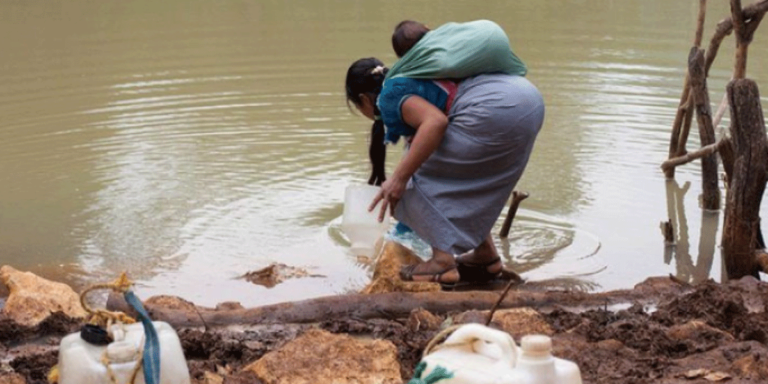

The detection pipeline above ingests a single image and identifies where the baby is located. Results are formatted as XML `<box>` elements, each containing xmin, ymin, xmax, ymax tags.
<box><xmin>391</xmin><ymin>20</ymin><xmax>430</xmax><ymax>57</ymax></box>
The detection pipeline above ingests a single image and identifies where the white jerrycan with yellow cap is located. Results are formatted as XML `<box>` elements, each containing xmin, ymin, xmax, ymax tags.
<box><xmin>419</xmin><ymin>323</ymin><xmax>582</xmax><ymax>384</ymax></box>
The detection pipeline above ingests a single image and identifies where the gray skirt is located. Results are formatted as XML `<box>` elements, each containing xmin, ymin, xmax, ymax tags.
<box><xmin>394</xmin><ymin>74</ymin><xmax>545</xmax><ymax>254</ymax></box>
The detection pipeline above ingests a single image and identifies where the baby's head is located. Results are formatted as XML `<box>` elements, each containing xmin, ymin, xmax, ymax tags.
<box><xmin>392</xmin><ymin>20</ymin><xmax>430</xmax><ymax>58</ymax></box>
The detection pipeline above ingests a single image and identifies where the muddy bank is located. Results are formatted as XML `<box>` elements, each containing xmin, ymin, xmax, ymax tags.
<box><xmin>3</xmin><ymin>276</ymin><xmax>768</xmax><ymax>384</ymax></box>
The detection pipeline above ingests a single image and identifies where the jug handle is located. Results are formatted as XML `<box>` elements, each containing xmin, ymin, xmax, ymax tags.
<box><xmin>442</xmin><ymin>324</ymin><xmax>517</xmax><ymax>369</ymax></box>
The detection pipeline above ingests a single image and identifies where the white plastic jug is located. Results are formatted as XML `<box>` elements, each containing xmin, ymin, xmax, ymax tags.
<box><xmin>420</xmin><ymin>324</ymin><xmax>582</xmax><ymax>384</ymax></box>
<box><xmin>505</xmin><ymin>335</ymin><xmax>582</xmax><ymax>384</ymax></box>
<box><xmin>342</xmin><ymin>184</ymin><xmax>390</xmax><ymax>257</ymax></box>
<box><xmin>58</xmin><ymin>321</ymin><xmax>191</xmax><ymax>384</ymax></box>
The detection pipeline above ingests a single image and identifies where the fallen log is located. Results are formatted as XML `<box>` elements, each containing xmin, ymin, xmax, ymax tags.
<box><xmin>107</xmin><ymin>277</ymin><xmax>690</xmax><ymax>328</ymax></box>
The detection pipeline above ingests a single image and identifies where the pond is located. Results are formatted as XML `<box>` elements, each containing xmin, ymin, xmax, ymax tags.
<box><xmin>1</xmin><ymin>0</ymin><xmax>767</xmax><ymax>306</ymax></box>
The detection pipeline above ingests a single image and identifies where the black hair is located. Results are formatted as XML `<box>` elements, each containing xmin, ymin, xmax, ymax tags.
<box><xmin>345</xmin><ymin>57</ymin><xmax>389</xmax><ymax>186</ymax></box>
<box><xmin>392</xmin><ymin>20</ymin><xmax>430</xmax><ymax>58</ymax></box>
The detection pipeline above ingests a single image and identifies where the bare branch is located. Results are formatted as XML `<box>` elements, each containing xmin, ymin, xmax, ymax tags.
<box><xmin>695</xmin><ymin>0</ymin><xmax>708</xmax><ymax>47</ymax></box>
<box><xmin>661</xmin><ymin>137</ymin><xmax>729</xmax><ymax>172</ymax></box>
<box><xmin>705</xmin><ymin>0</ymin><xmax>768</xmax><ymax>76</ymax></box>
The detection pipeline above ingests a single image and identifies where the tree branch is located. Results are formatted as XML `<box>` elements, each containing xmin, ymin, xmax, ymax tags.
<box><xmin>705</xmin><ymin>0</ymin><xmax>768</xmax><ymax>76</ymax></box>
<box><xmin>695</xmin><ymin>0</ymin><xmax>708</xmax><ymax>48</ymax></box>
<box><xmin>661</xmin><ymin>137</ymin><xmax>730</xmax><ymax>172</ymax></box>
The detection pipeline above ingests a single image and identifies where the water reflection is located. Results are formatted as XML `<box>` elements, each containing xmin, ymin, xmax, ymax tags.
<box><xmin>664</xmin><ymin>179</ymin><xmax>718</xmax><ymax>284</ymax></box>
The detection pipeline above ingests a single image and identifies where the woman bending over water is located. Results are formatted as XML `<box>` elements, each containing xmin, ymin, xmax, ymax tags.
<box><xmin>345</xmin><ymin>57</ymin><xmax>544</xmax><ymax>286</ymax></box>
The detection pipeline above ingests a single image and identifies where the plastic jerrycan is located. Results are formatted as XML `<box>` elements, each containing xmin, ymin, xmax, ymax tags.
<box><xmin>506</xmin><ymin>335</ymin><xmax>582</xmax><ymax>384</ymax></box>
<box><xmin>420</xmin><ymin>323</ymin><xmax>519</xmax><ymax>383</ymax></box>
<box><xmin>341</xmin><ymin>184</ymin><xmax>390</xmax><ymax>256</ymax></box>
<box><xmin>58</xmin><ymin>321</ymin><xmax>191</xmax><ymax>384</ymax></box>
<box><xmin>420</xmin><ymin>324</ymin><xmax>582</xmax><ymax>384</ymax></box>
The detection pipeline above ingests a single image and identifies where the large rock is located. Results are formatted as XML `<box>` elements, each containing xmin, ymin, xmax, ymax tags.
<box><xmin>361</xmin><ymin>242</ymin><xmax>440</xmax><ymax>294</ymax></box>
<box><xmin>0</xmin><ymin>266</ymin><xmax>86</xmax><ymax>326</ymax></box>
<box><xmin>0</xmin><ymin>372</ymin><xmax>26</xmax><ymax>384</ymax></box>
<box><xmin>243</xmin><ymin>328</ymin><xmax>401</xmax><ymax>384</ymax></box>
<box><xmin>453</xmin><ymin>307</ymin><xmax>553</xmax><ymax>340</ymax></box>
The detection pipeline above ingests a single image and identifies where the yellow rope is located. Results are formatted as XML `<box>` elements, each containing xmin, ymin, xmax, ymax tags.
<box><xmin>100</xmin><ymin>348</ymin><xmax>144</xmax><ymax>384</ymax></box>
<box><xmin>80</xmin><ymin>272</ymin><xmax>137</xmax><ymax>327</ymax></box>
<box><xmin>48</xmin><ymin>273</ymin><xmax>140</xmax><ymax>384</ymax></box>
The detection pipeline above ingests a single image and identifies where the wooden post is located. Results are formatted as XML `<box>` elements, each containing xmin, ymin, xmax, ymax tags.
<box><xmin>688</xmin><ymin>48</ymin><xmax>720</xmax><ymax>210</ymax></box>
<box><xmin>499</xmin><ymin>191</ymin><xmax>529</xmax><ymax>238</ymax></box>
<box><xmin>721</xmin><ymin>79</ymin><xmax>768</xmax><ymax>279</ymax></box>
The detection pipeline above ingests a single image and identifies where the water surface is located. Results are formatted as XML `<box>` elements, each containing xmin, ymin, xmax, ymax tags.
<box><xmin>1</xmin><ymin>0</ymin><xmax>767</xmax><ymax>306</ymax></box>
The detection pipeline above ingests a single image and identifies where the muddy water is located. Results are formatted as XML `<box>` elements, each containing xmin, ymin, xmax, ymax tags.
<box><xmin>1</xmin><ymin>0</ymin><xmax>767</xmax><ymax>306</ymax></box>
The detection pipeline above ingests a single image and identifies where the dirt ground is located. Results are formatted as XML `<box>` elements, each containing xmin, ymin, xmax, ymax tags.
<box><xmin>3</xmin><ymin>276</ymin><xmax>768</xmax><ymax>384</ymax></box>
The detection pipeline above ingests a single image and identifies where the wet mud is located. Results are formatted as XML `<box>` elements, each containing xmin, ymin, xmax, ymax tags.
<box><xmin>3</xmin><ymin>277</ymin><xmax>768</xmax><ymax>384</ymax></box>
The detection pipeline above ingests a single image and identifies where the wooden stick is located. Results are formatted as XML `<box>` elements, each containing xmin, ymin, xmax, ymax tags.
<box><xmin>677</xmin><ymin>92</ymin><xmax>695</xmax><ymax>157</ymax></box>
<box><xmin>486</xmin><ymin>279</ymin><xmax>518</xmax><ymax>326</ymax></box>
<box><xmin>689</xmin><ymin>47</ymin><xmax>720</xmax><ymax>210</ymax></box>
<box><xmin>661</xmin><ymin>137</ymin><xmax>729</xmax><ymax>172</ymax></box>
<box><xmin>705</xmin><ymin>0</ymin><xmax>768</xmax><ymax>76</ymax></box>
<box><xmin>713</xmin><ymin>93</ymin><xmax>730</xmax><ymax>128</ymax></box>
<box><xmin>499</xmin><ymin>191</ymin><xmax>529</xmax><ymax>238</ymax></box>
<box><xmin>666</xmin><ymin>83</ymin><xmax>692</xmax><ymax>179</ymax></box>
<box><xmin>695</xmin><ymin>0</ymin><xmax>708</xmax><ymax>48</ymax></box>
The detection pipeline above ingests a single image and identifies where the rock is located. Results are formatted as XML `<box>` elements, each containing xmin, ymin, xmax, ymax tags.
<box><xmin>0</xmin><ymin>266</ymin><xmax>86</xmax><ymax>327</ymax></box>
<box><xmin>406</xmin><ymin>308</ymin><xmax>442</xmax><ymax>332</ymax></box>
<box><xmin>243</xmin><ymin>328</ymin><xmax>401</xmax><ymax>384</ymax></box>
<box><xmin>453</xmin><ymin>308</ymin><xmax>553</xmax><ymax>340</ymax></box>
<box><xmin>596</xmin><ymin>339</ymin><xmax>625</xmax><ymax>351</ymax></box>
<box><xmin>145</xmin><ymin>295</ymin><xmax>199</xmax><ymax>312</ymax></box>
<box><xmin>215</xmin><ymin>302</ymin><xmax>244</xmax><ymax>311</ymax></box>
<box><xmin>361</xmin><ymin>242</ymin><xmax>440</xmax><ymax>294</ymax></box>
<box><xmin>732</xmin><ymin>351</ymin><xmax>768</xmax><ymax>380</ymax></box>
<box><xmin>241</xmin><ymin>264</ymin><xmax>324</xmax><ymax>288</ymax></box>
<box><xmin>666</xmin><ymin>320</ymin><xmax>735</xmax><ymax>342</ymax></box>
<box><xmin>490</xmin><ymin>308</ymin><xmax>554</xmax><ymax>339</ymax></box>
<box><xmin>0</xmin><ymin>372</ymin><xmax>26</xmax><ymax>384</ymax></box>
<box><xmin>201</xmin><ymin>371</ymin><xmax>224</xmax><ymax>384</ymax></box>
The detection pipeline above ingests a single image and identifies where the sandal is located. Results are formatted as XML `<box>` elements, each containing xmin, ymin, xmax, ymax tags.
<box><xmin>399</xmin><ymin>263</ymin><xmax>459</xmax><ymax>289</ymax></box>
<box><xmin>456</xmin><ymin>257</ymin><xmax>503</xmax><ymax>283</ymax></box>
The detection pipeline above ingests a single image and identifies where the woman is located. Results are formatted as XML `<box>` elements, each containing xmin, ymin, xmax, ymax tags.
<box><xmin>345</xmin><ymin>57</ymin><xmax>544</xmax><ymax>286</ymax></box>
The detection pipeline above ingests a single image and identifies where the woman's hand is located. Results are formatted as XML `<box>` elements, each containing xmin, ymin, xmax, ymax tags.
<box><xmin>368</xmin><ymin>95</ymin><xmax>448</xmax><ymax>222</ymax></box>
<box><xmin>369</xmin><ymin>174</ymin><xmax>408</xmax><ymax>222</ymax></box>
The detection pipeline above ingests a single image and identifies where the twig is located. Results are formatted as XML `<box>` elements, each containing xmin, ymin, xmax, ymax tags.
<box><xmin>486</xmin><ymin>279</ymin><xmax>518</xmax><ymax>326</ymax></box>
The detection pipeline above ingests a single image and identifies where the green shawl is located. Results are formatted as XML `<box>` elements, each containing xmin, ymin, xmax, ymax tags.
<box><xmin>385</xmin><ymin>20</ymin><xmax>527</xmax><ymax>80</ymax></box>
